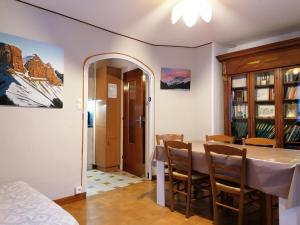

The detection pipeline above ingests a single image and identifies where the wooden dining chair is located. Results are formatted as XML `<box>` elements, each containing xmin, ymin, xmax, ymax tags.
<box><xmin>242</xmin><ymin>137</ymin><xmax>277</xmax><ymax>225</ymax></box>
<box><xmin>156</xmin><ymin>134</ymin><xmax>184</xmax><ymax>145</ymax></box>
<box><xmin>206</xmin><ymin>134</ymin><xmax>234</xmax><ymax>144</ymax></box>
<box><xmin>156</xmin><ymin>134</ymin><xmax>184</xmax><ymax>176</ymax></box>
<box><xmin>242</xmin><ymin>137</ymin><xmax>276</xmax><ymax>148</ymax></box>
<box><xmin>204</xmin><ymin>144</ymin><xmax>258</xmax><ymax>225</ymax></box>
<box><xmin>164</xmin><ymin>140</ymin><xmax>210</xmax><ymax>218</ymax></box>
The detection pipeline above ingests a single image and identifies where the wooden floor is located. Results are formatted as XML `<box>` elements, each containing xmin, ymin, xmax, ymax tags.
<box><xmin>63</xmin><ymin>181</ymin><xmax>275</xmax><ymax>225</ymax></box>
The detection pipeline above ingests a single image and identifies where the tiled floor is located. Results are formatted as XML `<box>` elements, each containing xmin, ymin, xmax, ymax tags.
<box><xmin>86</xmin><ymin>169</ymin><xmax>143</xmax><ymax>196</ymax></box>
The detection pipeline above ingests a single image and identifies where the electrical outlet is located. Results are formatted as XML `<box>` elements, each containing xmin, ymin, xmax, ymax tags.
<box><xmin>75</xmin><ymin>186</ymin><xmax>83</xmax><ymax>195</ymax></box>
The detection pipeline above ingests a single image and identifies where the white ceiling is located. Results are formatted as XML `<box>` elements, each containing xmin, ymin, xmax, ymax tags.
<box><xmin>20</xmin><ymin>0</ymin><xmax>300</xmax><ymax>47</ymax></box>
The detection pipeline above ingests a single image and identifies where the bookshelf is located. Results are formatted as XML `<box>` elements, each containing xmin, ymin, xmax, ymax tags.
<box><xmin>254</xmin><ymin>70</ymin><xmax>275</xmax><ymax>139</ymax></box>
<box><xmin>230</xmin><ymin>75</ymin><xmax>248</xmax><ymax>141</ymax></box>
<box><xmin>217</xmin><ymin>37</ymin><xmax>300</xmax><ymax>149</ymax></box>
<box><xmin>282</xmin><ymin>66</ymin><xmax>300</xmax><ymax>149</ymax></box>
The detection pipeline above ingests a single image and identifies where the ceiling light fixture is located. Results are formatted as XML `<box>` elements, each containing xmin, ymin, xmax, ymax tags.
<box><xmin>171</xmin><ymin>0</ymin><xmax>212</xmax><ymax>27</ymax></box>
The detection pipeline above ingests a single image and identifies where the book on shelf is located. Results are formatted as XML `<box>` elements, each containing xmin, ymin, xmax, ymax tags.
<box><xmin>232</xmin><ymin>77</ymin><xmax>246</xmax><ymax>88</ymax></box>
<box><xmin>269</xmin><ymin>88</ymin><xmax>275</xmax><ymax>100</ymax></box>
<box><xmin>284</xmin><ymin>124</ymin><xmax>300</xmax><ymax>142</ymax></box>
<box><xmin>232</xmin><ymin>90</ymin><xmax>247</xmax><ymax>102</ymax></box>
<box><xmin>285</xmin><ymin>86</ymin><xmax>299</xmax><ymax>100</ymax></box>
<box><xmin>256</xmin><ymin>122</ymin><xmax>275</xmax><ymax>138</ymax></box>
<box><xmin>284</xmin><ymin>68</ymin><xmax>300</xmax><ymax>83</ymax></box>
<box><xmin>256</xmin><ymin>88</ymin><xmax>275</xmax><ymax>101</ymax></box>
<box><xmin>285</xmin><ymin>103</ymin><xmax>298</xmax><ymax>118</ymax></box>
<box><xmin>256</xmin><ymin>72</ymin><xmax>275</xmax><ymax>86</ymax></box>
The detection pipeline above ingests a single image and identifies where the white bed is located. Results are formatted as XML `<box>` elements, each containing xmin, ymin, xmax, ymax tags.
<box><xmin>0</xmin><ymin>181</ymin><xmax>79</xmax><ymax>225</ymax></box>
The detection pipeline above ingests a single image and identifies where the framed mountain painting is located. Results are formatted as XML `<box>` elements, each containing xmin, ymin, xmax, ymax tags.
<box><xmin>0</xmin><ymin>32</ymin><xmax>64</xmax><ymax>108</ymax></box>
<box><xmin>160</xmin><ymin>67</ymin><xmax>191</xmax><ymax>90</ymax></box>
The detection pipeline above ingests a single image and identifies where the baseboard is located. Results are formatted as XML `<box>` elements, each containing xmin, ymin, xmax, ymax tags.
<box><xmin>54</xmin><ymin>192</ymin><xmax>86</xmax><ymax>206</ymax></box>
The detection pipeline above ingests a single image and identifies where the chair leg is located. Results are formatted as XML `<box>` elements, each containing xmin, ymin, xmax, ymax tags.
<box><xmin>238</xmin><ymin>195</ymin><xmax>244</xmax><ymax>225</ymax></box>
<box><xmin>208</xmin><ymin>186</ymin><xmax>213</xmax><ymax>218</ymax></box>
<box><xmin>238</xmin><ymin>208</ymin><xmax>244</xmax><ymax>225</ymax></box>
<box><xmin>213</xmin><ymin>202</ymin><xmax>219</xmax><ymax>225</ymax></box>
<box><xmin>169</xmin><ymin>179</ymin><xmax>174</xmax><ymax>212</ymax></box>
<box><xmin>265</xmin><ymin>194</ymin><xmax>272</xmax><ymax>225</ymax></box>
<box><xmin>186</xmin><ymin>181</ymin><xmax>191</xmax><ymax>218</ymax></box>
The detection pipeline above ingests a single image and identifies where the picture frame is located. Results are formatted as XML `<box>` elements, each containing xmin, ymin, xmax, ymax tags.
<box><xmin>256</xmin><ymin>88</ymin><xmax>269</xmax><ymax>101</ymax></box>
<box><xmin>257</xmin><ymin>104</ymin><xmax>275</xmax><ymax>118</ymax></box>
<box><xmin>0</xmin><ymin>32</ymin><xmax>64</xmax><ymax>108</ymax></box>
<box><xmin>160</xmin><ymin>67</ymin><xmax>191</xmax><ymax>90</ymax></box>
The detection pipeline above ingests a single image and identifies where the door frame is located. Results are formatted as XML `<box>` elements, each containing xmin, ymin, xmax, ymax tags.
<box><xmin>82</xmin><ymin>53</ymin><xmax>155</xmax><ymax>192</ymax></box>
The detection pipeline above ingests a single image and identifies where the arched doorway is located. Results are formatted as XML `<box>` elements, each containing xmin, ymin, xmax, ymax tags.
<box><xmin>82</xmin><ymin>53</ymin><xmax>155</xmax><ymax>192</ymax></box>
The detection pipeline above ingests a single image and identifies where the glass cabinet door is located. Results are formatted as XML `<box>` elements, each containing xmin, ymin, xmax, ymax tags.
<box><xmin>282</xmin><ymin>66</ymin><xmax>300</xmax><ymax>149</ymax></box>
<box><xmin>231</xmin><ymin>74</ymin><xmax>248</xmax><ymax>141</ymax></box>
<box><xmin>254</xmin><ymin>70</ymin><xmax>275</xmax><ymax>139</ymax></box>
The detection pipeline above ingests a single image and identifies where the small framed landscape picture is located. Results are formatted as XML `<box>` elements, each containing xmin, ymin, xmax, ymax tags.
<box><xmin>160</xmin><ymin>67</ymin><xmax>191</xmax><ymax>90</ymax></box>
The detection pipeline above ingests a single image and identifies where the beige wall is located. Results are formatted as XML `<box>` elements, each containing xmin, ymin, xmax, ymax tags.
<box><xmin>0</xmin><ymin>0</ymin><xmax>220</xmax><ymax>199</ymax></box>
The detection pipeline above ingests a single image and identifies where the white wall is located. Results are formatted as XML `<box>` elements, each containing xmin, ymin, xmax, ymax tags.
<box><xmin>153</xmin><ymin>45</ymin><xmax>213</xmax><ymax>141</ymax></box>
<box><xmin>0</xmin><ymin>0</ymin><xmax>218</xmax><ymax>199</ymax></box>
<box><xmin>224</xmin><ymin>30</ymin><xmax>300</xmax><ymax>53</ymax></box>
<box><xmin>211</xmin><ymin>43</ymin><xmax>228</xmax><ymax>134</ymax></box>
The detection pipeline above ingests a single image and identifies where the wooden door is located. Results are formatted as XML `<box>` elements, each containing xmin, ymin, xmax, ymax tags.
<box><xmin>123</xmin><ymin>68</ymin><xmax>145</xmax><ymax>177</ymax></box>
<box><xmin>106</xmin><ymin>67</ymin><xmax>121</xmax><ymax>168</ymax></box>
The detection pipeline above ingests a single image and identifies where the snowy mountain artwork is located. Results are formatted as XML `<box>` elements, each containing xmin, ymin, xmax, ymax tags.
<box><xmin>0</xmin><ymin>32</ymin><xmax>64</xmax><ymax>108</ymax></box>
<box><xmin>160</xmin><ymin>67</ymin><xmax>191</xmax><ymax>90</ymax></box>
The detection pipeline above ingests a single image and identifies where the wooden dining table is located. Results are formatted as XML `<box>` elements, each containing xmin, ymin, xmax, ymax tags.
<box><xmin>154</xmin><ymin>141</ymin><xmax>300</xmax><ymax>225</ymax></box>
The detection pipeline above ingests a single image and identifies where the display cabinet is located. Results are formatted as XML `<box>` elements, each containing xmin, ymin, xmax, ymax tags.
<box><xmin>282</xmin><ymin>66</ymin><xmax>300</xmax><ymax>149</ymax></box>
<box><xmin>217</xmin><ymin>37</ymin><xmax>300</xmax><ymax>149</ymax></box>
<box><xmin>230</xmin><ymin>74</ymin><xmax>248</xmax><ymax>140</ymax></box>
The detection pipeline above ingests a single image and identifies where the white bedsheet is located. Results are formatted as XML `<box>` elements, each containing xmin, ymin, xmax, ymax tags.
<box><xmin>0</xmin><ymin>181</ymin><xmax>79</xmax><ymax>225</ymax></box>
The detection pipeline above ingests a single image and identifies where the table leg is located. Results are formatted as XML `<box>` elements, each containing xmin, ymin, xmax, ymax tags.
<box><xmin>156</xmin><ymin>160</ymin><xmax>165</xmax><ymax>206</ymax></box>
<box><xmin>279</xmin><ymin>197</ymin><xmax>300</xmax><ymax>225</ymax></box>
<box><xmin>265</xmin><ymin>194</ymin><xmax>272</xmax><ymax>225</ymax></box>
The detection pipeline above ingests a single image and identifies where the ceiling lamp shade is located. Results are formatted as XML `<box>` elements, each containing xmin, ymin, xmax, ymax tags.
<box><xmin>171</xmin><ymin>0</ymin><xmax>212</xmax><ymax>27</ymax></box>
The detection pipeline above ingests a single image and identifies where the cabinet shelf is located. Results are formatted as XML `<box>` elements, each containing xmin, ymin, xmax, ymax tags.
<box><xmin>256</xmin><ymin>117</ymin><xmax>275</xmax><ymax>120</ymax></box>
<box><xmin>255</xmin><ymin>84</ymin><xmax>274</xmax><ymax>88</ymax></box>
<box><xmin>283</xmin><ymin>99</ymin><xmax>300</xmax><ymax>102</ymax></box>
<box><xmin>284</xmin><ymin>118</ymin><xmax>300</xmax><ymax>120</ymax></box>
<box><xmin>232</xmin><ymin>86</ymin><xmax>247</xmax><ymax>90</ymax></box>
<box><xmin>284</xmin><ymin>141</ymin><xmax>300</xmax><ymax>145</ymax></box>
<box><xmin>255</xmin><ymin>100</ymin><xmax>275</xmax><ymax>104</ymax></box>
<box><xmin>232</xmin><ymin>118</ymin><xmax>248</xmax><ymax>121</ymax></box>
<box><xmin>283</xmin><ymin>81</ymin><xmax>300</xmax><ymax>86</ymax></box>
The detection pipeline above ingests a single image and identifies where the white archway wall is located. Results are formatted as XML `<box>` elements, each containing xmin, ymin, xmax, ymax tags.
<box><xmin>0</xmin><ymin>0</ymin><xmax>222</xmax><ymax>200</ymax></box>
<box><xmin>83</xmin><ymin>54</ymin><xmax>156</xmax><ymax>191</ymax></box>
